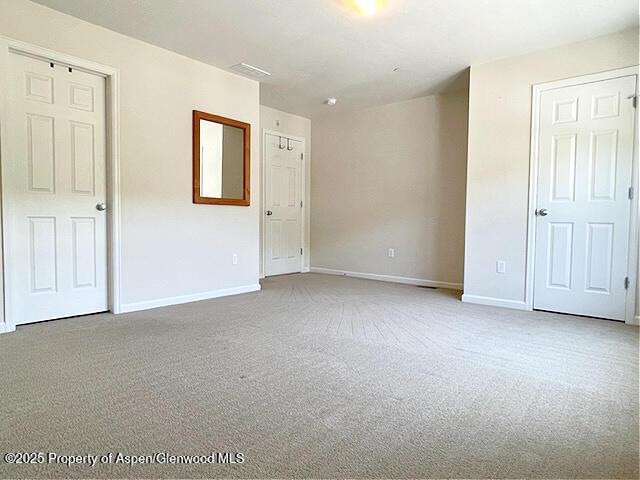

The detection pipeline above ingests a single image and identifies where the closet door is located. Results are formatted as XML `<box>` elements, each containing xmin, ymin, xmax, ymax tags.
<box><xmin>264</xmin><ymin>134</ymin><xmax>303</xmax><ymax>276</ymax></box>
<box><xmin>3</xmin><ymin>53</ymin><xmax>108</xmax><ymax>324</ymax></box>
<box><xmin>533</xmin><ymin>75</ymin><xmax>636</xmax><ymax>320</ymax></box>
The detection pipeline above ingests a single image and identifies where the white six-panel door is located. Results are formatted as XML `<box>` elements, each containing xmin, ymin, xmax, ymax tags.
<box><xmin>534</xmin><ymin>75</ymin><xmax>636</xmax><ymax>321</ymax></box>
<box><xmin>264</xmin><ymin>133</ymin><xmax>303</xmax><ymax>276</ymax></box>
<box><xmin>3</xmin><ymin>52</ymin><xmax>108</xmax><ymax>325</ymax></box>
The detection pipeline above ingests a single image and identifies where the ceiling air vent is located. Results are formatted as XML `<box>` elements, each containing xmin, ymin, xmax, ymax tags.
<box><xmin>229</xmin><ymin>63</ymin><xmax>271</xmax><ymax>79</ymax></box>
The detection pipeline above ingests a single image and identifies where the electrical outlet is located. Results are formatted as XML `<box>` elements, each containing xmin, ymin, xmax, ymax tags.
<box><xmin>232</xmin><ymin>254</ymin><xmax>238</xmax><ymax>265</ymax></box>
<box><xmin>388</xmin><ymin>248</ymin><xmax>395</xmax><ymax>258</ymax></box>
<box><xmin>496</xmin><ymin>260</ymin><xmax>506</xmax><ymax>274</ymax></box>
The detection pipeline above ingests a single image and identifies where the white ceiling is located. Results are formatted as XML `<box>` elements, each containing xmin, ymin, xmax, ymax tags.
<box><xmin>33</xmin><ymin>0</ymin><xmax>638</xmax><ymax>118</ymax></box>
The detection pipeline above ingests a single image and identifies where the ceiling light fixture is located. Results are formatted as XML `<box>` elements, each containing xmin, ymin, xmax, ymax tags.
<box><xmin>326</xmin><ymin>98</ymin><xmax>337</xmax><ymax>106</ymax></box>
<box><xmin>348</xmin><ymin>0</ymin><xmax>388</xmax><ymax>15</ymax></box>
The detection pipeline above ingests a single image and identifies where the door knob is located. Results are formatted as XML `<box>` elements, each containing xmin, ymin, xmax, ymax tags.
<box><xmin>96</xmin><ymin>202</ymin><xmax>107</xmax><ymax>211</ymax></box>
<box><xmin>266</xmin><ymin>210</ymin><xmax>273</xmax><ymax>216</ymax></box>
<box><xmin>535</xmin><ymin>208</ymin><xmax>548</xmax><ymax>217</ymax></box>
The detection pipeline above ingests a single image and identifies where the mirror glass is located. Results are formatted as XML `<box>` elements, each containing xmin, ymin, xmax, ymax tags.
<box><xmin>200</xmin><ymin>120</ymin><xmax>244</xmax><ymax>199</ymax></box>
<box><xmin>193</xmin><ymin>111</ymin><xmax>250</xmax><ymax>206</ymax></box>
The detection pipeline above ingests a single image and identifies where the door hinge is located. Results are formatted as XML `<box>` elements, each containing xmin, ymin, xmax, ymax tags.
<box><xmin>300</xmin><ymin>153</ymin><xmax>304</xmax><ymax>160</ymax></box>
<box><xmin>300</xmin><ymin>248</ymin><xmax>303</xmax><ymax>255</ymax></box>
<box><xmin>629</xmin><ymin>94</ymin><xmax>638</xmax><ymax>108</ymax></box>
<box><xmin>300</xmin><ymin>200</ymin><xmax>303</xmax><ymax>208</ymax></box>
<box><xmin>629</xmin><ymin>186</ymin><xmax>634</xmax><ymax>200</ymax></box>
<box><xmin>624</xmin><ymin>277</ymin><xmax>630</xmax><ymax>290</ymax></box>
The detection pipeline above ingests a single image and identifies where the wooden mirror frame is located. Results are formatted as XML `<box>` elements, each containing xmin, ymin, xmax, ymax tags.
<box><xmin>192</xmin><ymin>110</ymin><xmax>251</xmax><ymax>206</ymax></box>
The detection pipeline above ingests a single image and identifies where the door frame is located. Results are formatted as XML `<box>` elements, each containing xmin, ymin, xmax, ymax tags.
<box><xmin>0</xmin><ymin>37</ymin><xmax>122</xmax><ymax>333</ymax></box>
<box><xmin>261</xmin><ymin>129</ymin><xmax>306</xmax><ymax>277</ymax></box>
<box><xmin>525</xmin><ymin>65</ymin><xmax>639</xmax><ymax>324</ymax></box>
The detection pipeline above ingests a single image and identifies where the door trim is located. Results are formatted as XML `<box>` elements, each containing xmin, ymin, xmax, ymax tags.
<box><xmin>261</xmin><ymin>129</ymin><xmax>306</xmax><ymax>277</ymax></box>
<box><xmin>525</xmin><ymin>65</ymin><xmax>639</xmax><ymax>324</ymax></box>
<box><xmin>0</xmin><ymin>37</ymin><xmax>122</xmax><ymax>333</ymax></box>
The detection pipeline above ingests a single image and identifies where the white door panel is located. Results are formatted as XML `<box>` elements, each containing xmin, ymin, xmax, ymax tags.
<box><xmin>534</xmin><ymin>75</ymin><xmax>636</xmax><ymax>321</ymax></box>
<box><xmin>3</xmin><ymin>53</ymin><xmax>108</xmax><ymax>324</ymax></box>
<box><xmin>264</xmin><ymin>133</ymin><xmax>302</xmax><ymax>276</ymax></box>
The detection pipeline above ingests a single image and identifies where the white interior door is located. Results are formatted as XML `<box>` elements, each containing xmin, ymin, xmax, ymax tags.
<box><xmin>3</xmin><ymin>52</ymin><xmax>108</xmax><ymax>325</ymax></box>
<box><xmin>534</xmin><ymin>75</ymin><xmax>636</xmax><ymax>321</ymax></box>
<box><xmin>264</xmin><ymin>133</ymin><xmax>303</xmax><ymax>276</ymax></box>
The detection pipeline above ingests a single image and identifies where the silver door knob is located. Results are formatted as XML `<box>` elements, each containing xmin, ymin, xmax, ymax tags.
<box><xmin>266</xmin><ymin>210</ymin><xmax>273</xmax><ymax>216</ymax></box>
<box><xmin>96</xmin><ymin>202</ymin><xmax>107</xmax><ymax>211</ymax></box>
<box><xmin>535</xmin><ymin>208</ymin><xmax>548</xmax><ymax>217</ymax></box>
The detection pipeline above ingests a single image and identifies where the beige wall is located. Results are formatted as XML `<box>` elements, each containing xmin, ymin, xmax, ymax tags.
<box><xmin>0</xmin><ymin>0</ymin><xmax>261</xmax><ymax>317</ymax></box>
<box><xmin>464</xmin><ymin>28</ymin><xmax>639</xmax><ymax>307</ymax></box>
<box><xmin>259</xmin><ymin>105</ymin><xmax>311</xmax><ymax>276</ymax></box>
<box><xmin>311</xmin><ymin>92</ymin><xmax>469</xmax><ymax>286</ymax></box>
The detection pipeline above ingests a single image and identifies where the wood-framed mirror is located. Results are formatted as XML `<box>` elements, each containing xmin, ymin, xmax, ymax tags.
<box><xmin>193</xmin><ymin>110</ymin><xmax>250</xmax><ymax>206</ymax></box>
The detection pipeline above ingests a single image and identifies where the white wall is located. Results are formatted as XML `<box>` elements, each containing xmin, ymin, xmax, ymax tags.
<box><xmin>464</xmin><ymin>28</ymin><xmax>639</xmax><ymax>311</ymax></box>
<box><xmin>259</xmin><ymin>105</ymin><xmax>311</xmax><ymax>276</ymax></box>
<box><xmin>0</xmin><ymin>0</ymin><xmax>261</xmax><ymax>317</ymax></box>
<box><xmin>310</xmin><ymin>92</ymin><xmax>469</xmax><ymax>287</ymax></box>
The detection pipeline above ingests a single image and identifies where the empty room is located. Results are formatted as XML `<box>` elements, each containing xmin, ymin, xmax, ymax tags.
<box><xmin>0</xmin><ymin>0</ymin><xmax>638</xmax><ymax>478</ymax></box>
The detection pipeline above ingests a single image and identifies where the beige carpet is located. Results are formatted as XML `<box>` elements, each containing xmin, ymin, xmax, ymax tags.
<box><xmin>0</xmin><ymin>273</ymin><xmax>638</xmax><ymax>479</ymax></box>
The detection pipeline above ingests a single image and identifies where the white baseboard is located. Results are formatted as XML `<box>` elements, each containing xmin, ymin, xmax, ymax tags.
<box><xmin>302</xmin><ymin>266</ymin><xmax>310</xmax><ymax>273</ymax></box>
<box><xmin>461</xmin><ymin>293</ymin><xmax>529</xmax><ymax>311</ymax></box>
<box><xmin>310</xmin><ymin>267</ymin><xmax>463</xmax><ymax>290</ymax></box>
<box><xmin>120</xmin><ymin>283</ymin><xmax>261</xmax><ymax>313</ymax></box>
<box><xmin>0</xmin><ymin>322</ymin><xmax>16</xmax><ymax>335</ymax></box>
<box><xmin>627</xmin><ymin>315</ymin><xmax>640</xmax><ymax>326</ymax></box>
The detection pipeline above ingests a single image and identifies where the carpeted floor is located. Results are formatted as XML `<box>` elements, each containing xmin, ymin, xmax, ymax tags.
<box><xmin>0</xmin><ymin>273</ymin><xmax>638</xmax><ymax>479</ymax></box>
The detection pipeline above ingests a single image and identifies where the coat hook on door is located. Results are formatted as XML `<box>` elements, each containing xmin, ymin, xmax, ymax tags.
<box><xmin>278</xmin><ymin>136</ymin><xmax>285</xmax><ymax>149</ymax></box>
<box><xmin>287</xmin><ymin>138</ymin><xmax>294</xmax><ymax>151</ymax></box>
